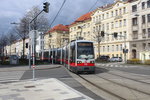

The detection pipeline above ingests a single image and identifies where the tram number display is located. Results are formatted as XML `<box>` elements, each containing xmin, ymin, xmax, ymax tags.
<box><xmin>77</xmin><ymin>42</ymin><xmax>93</xmax><ymax>46</ymax></box>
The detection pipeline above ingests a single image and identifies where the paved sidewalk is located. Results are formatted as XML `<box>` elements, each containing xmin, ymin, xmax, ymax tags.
<box><xmin>0</xmin><ymin>78</ymin><xmax>94</xmax><ymax>100</ymax></box>
<box><xmin>0</xmin><ymin>64</ymin><xmax>61</xmax><ymax>72</ymax></box>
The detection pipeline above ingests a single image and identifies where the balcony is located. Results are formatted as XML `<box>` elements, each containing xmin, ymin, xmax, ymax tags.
<box><xmin>132</xmin><ymin>25</ymin><xmax>138</xmax><ymax>31</ymax></box>
<box><xmin>132</xmin><ymin>36</ymin><xmax>138</xmax><ymax>40</ymax></box>
<box><xmin>94</xmin><ymin>20</ymin><xmax>101</xmax><ymax>25</ymax></box>
<box><xmin>114</xmin><ymin>15</ymin><xmax>123</xmax><ymax>20</ymax></box>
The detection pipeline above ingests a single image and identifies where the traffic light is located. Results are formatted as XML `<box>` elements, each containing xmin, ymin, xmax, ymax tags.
<box><xmin>101</xmin><ymin>31</ymin><xmax>105</xmax><ymax>37</ymax></box>
<box><xmin>114</xmin><ymin>32</ymin><xmax>118</xmax><ymax>38</ymax></box>
<box><xmin>26</xmin><ymin>43</ymin><xmax>28</xmax><ymax>48</ymax></box>
<box><xmin>43</xmin><ymin>2</ymin><xmax>50</xmax><ymax>13</ymax></box>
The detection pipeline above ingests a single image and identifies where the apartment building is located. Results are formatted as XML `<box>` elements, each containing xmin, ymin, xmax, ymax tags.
<box><xmin>128</xmin><ymin>0</ymin><xmax>150</xmax><ymax>60</ymax></box>
<box><xmin>91</xmin><ymin>0</ymin><xmax>130</xmax><ymax>61</ymax></box>
<box><xmin>69</xmin><ymin>12</ymin><xmax>93</xmax><ymax>41</ymax></box>
<box><xmin>4</xmin><ymin>38</ymin><xmax>29</xmax><ymax>57</ymax></box>
<box><xmin>44</xmin><ymin>24</ymin><xmax>69</xmax><ymax>50</ymax></box>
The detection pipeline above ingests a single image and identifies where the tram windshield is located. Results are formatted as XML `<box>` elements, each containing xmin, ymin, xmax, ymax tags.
<box><xmin>77</xmin><ymin>42</ymin><xmax>94</xmax><ymax>59</ymax></box>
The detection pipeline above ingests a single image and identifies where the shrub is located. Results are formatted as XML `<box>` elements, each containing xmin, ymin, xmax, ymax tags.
<box><xmin>127</xmin><ymin>59</ymin><xmax>142</xmax><ymax>64</ymax></box>
<box><xmin>144</xmin><ymin>59</ymin><xmax>150</xmax><ymax>65</ymax></box>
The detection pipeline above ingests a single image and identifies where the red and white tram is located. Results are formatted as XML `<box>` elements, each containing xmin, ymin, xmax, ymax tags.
<box><xmin>64</xmin><ymin>40</ymin><xmax>95</xmax><ymax>73</ymax></box>
<box><xmin>39</xmin><ymin>40</ymin><xmax>95</xmax><ymax>74</ymax></box>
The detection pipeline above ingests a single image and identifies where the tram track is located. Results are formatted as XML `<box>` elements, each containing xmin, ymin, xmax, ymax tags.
<box><xmin>77</xmin><ymin>74</ymin><xmax>126</xmax><ymax>100</ymax></box>
<box><xmin>77</xmin><ymin>72</ymin><xmax>150</xmax><ymax>100</ymax></box>
<box><xmin>96</xmin><ymin>67</ymin><xmax>150</xmax><ymax>85</ymax></box>
<box><xmin>66</xmin><ymin>66</ymin><xmax>150</xmax><ymax>99</ymax></box>
<box><xmin>106</xmin><ymin>71</ymin><xmax>150</xmax><ymax>85</ymax></box>
<box><xmin>95</xmin><ymin>74</ymin><xmax>150</xmax><ymax>96</ymax></box>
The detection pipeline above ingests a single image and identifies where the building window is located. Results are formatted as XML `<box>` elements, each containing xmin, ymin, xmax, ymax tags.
<box><xmin>116</xmin><ymin>10</ymin><xmax>118</xmax><ymax>16</ymax></box>
<box><xmin>107</xmin><ymin>23</ymin><xmax>109</xmax><ymax>30</ymax></box>
<box><xmin>102</xmin><ymin>24</ymin><xmax>105</xmax><ymax>31</ymax></box>
<box><xmin>142</xmin><ymin>29</ymin><xmax>146</xmax><ymax>38</ymax></box>
<box><xmin>120</xmin><ymin>44</ymin><xmax>122</xmax><ymax>51</ymax></box>
<box><xmin>119</xmin><ymin>20</ymin><xmax>122</xmax><ymax>27</ymax></box>
<box><xmin>107</xmin><ymin>34</ymin><xmax>109</xmax><ymax>41</ymax></box>
<box><xmin>120</xmin><ymin>32</ymin><xmax>122</xmax><ymax>40</ymax></box>
<box><xmin>116</xmin><ymin>45</ymin><xmax>118</xmax><ymax>51</ymax></box>
<box><xmin>116</xmin><ymin>54</ymin><xmax>118</xmax><ymax>57</ymax></box>
<box><xmin>107</xmin><ymin>13</ymin><xmax>109</xmax><ymax>18</ymax></box>
<box><xmin>120</xmin><ymin>54</ymin><xmax>122</xmax><ymax>58</ymax></box>
<box><xmin>112</xmin><ymin>35</ymin><xmax>114</xmax><ymax>41</ymax></box>
<box><xmin>142</xmin><ymin>2</ymin><xmax>145</xmax><ymax>9</ymax></box>
<box><xmin>132</xmin><ymin>5</ymin><xmax>137</xmax><ymax>12</ymax></box>
<box><xmin>147</xmin><ymin>0</ymin><xmax>150</xmax><ymax>8</ymax></box>
<box><xmin>147</xmin><ymin>14</ymin><xmax>150</xmax><ymax>22</ymax></box>
<box><xmin>112</xmin><ymin>45</ymin><xmax>114</xmax><ymax>51</ymax></box>
<box><xmin>99</xmin><ymin>15</ymin><xmax>101</xmax><ymax>21</ymax></box>
<box><xmin>107</xmin><ymin>46</ymin><xmax>109</xmax><ymax>52</ymax></box>
<box><xmin>132</xmin><ymin>44</ymin><xmax>136</xmax><ymax>47</ymax></box>
<box><xmin>124</xmin><ymin>19</ymin><xmax>126</xmax><ymax>26</ymax></box>
<box><xmin>111</xmin><ymin>22</ymin><xmax>114</xmax><ymax>29</ymax></box>
<box><xmin>123</xmin><ymin>7</ymin><xmax>126</xmax><ymax>13</ymax></box>
<box><xmin>96</xmin><ymin>16</ymin><xmax>98</xmax><ymax>22</ymax></box>
<box><xmin>148</xmin><ymin>43</ymin><xmax>150</xmax><ymax>48</ymax></box>
<box><xmin>142</xmin><ymin>15</ymin><xmax>146</xmax><ymax>24</ymax></box>
<box><xmin>102</xmin><ymin>14</ymin><xmax>104</xmax><ymax>19</ymax></box>
<box><xmin>119</xmin><ymin>9</ymin><xmax>122</xmax><ymax>15</ymax></box>
<box><xmin>115</xmin><ymin>21</ymin><xmax>118</xmax><ymax>28</ymax></box>
<box><xmin>133</xmin><ymin>31</ymin><xmax>138</xmax><ymax>39</ymax></box>
<box><xmin>124</xmin><ymin>31</ymin><xmax>127</xmax><ymax>39</ymax></box>
<box><xmin>103</xmin><ymin>46</ymin><xmax>105</xmax><ymax>52</ymax></box>
<box><xmin>111</xmin><ymin>11</ymin><xmax>113</xmax><ymax>17</ymax></box>
<box><xmin>132</xmin><ymin>17</ymin><xmax>138</xmax><ymax>26</ymax></box>
<box><xmin>148</xmin><ymin>28</ymin><xmax>150</xmax><ymax>38</ymax></box>
<box><xmin>142</xmin><ymin>43</ymin><xmax>146</xmax><ymax>50</ymax></box>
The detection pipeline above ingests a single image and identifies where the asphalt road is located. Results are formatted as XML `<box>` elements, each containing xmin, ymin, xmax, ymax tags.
<box><xmin>20</xmin><ymin>66</ymin><xmax>104</xmax><ymax>100</ymax></box>
<box><xmin>109</xmin><ymin>65</ymin><xmax>150</xmax><ymax>75</ymax></box>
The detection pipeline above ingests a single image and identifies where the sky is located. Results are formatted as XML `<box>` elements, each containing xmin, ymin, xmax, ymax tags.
<box><xmin>0</xmin><ymin>0</ymin><xmax>113</xmax><ymax>35</ymax></box>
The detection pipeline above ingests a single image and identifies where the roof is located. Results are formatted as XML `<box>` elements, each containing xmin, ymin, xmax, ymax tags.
<box><xmin>70</xmin><ymin>12</ymin><xmax>93</xmax><ymax>26</ymax></box>
<box><xmin>76</xmin><ymin>12</ymin><xmax>92</xmax><ymax>22</ymax></box>
<box><xmin>47</xmin><ymin>24</ymin><xmax>69</xmax><ymax>33</ymax></box>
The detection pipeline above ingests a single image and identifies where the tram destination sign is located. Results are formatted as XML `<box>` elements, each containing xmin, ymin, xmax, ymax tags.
<box><xmin>77</xmin><ymin>42</ymin><xmax>93</xmax><ymax>46</ymax></box>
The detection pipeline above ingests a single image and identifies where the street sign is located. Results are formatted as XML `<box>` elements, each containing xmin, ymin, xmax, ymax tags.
<box><xmin>29</xmin><ymin>30</ymin><xmax>39</xmax><ymax>40</ymax></box>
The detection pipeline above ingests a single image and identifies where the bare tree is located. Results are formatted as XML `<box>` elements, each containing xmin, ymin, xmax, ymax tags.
<box><xmin>92</xmin><ymin>30</ymin><xmax>103</xmax><ymax>59</ymax></box>
<box><xmin>15</xmin><ymin>6</ymin><xmax>49</xmax><ymax>59</ymax></box>
<box><xmin>7</xmin><ymin>29</ymin><xmax>18</xmax><ymax>56</ymax></box>
<box><xmin>0</xmin><ymin>35</ymin><xmax>8</xmax><ymax>63</ymax></box>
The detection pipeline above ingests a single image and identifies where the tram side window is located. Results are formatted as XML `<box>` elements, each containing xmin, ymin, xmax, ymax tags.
<box><xmin>70</xmin><ymin>45</ymin><xmax>75</xmax><ymax>63</ymax></box>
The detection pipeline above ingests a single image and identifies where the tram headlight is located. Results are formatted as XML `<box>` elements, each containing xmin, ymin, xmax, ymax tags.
<box><xmin>90</xmin><ymin>61</ymin><xmax>94</xmax><ymax>63</ymax></box>
<box><xmin>77</xmin><ymin>61</ymin><xmax>82</xmax><ymax>64</ymax></box>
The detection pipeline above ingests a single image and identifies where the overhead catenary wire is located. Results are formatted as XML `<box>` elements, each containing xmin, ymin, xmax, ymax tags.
<box><xmin>49</xmin><ymin>0</ymin><xmax>67</xmax><ymax>28</ymax></box>
<box><xmin>87</xmin><ymin>0</ymin><xmax>99</xmax><ymax>13</ymax></box>
<box><xmin>87</xmin><ymin>0</ymin><xmax>113</xmax><ymax>13</ymax></box>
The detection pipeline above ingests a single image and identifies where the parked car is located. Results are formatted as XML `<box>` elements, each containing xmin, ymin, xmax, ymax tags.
<box><xmin>109</xmin><ymin>57</ymin><xmax>122</xmax><ymax>62</ymax></box>
<box><xmin>98</xmin><ymin>55</ymin><xmax>110</xmax><ymax>61</ymax></box>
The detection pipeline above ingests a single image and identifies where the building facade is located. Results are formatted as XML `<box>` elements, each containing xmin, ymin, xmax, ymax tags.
<box><xmin>128</xmin><ymin>0</ymin><xmax>150</xmax><ymax>60</ymax></box>
<box><xmin>44</xmin><ymin>24</ymin><xmax>69</xmax><ymax>50</ymax></box>
<box><xmin>69</xmin><ymin>12</ymin><xmax>93</xmax><ymax>41</ymax></box>
<box><xmin>91</xmin><ymin>0</ymin><xmax>130</xmax><ymax>61</ymax></box>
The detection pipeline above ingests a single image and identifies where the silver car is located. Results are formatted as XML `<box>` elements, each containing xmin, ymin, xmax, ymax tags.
<box><xmin>109</xmin><ymin>57</ymin><xmax>122</xmax><ymax>62</ymax></box>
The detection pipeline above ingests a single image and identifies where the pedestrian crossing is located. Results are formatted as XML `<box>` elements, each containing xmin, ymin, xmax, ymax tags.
<box><xmin>0</xmin><ymin>71</ymin><xmax>25</xmax><ymax>83</ymax></box>
<box><xmin>96</xmin><ymin>63</ymin><xmax>136</xmax><ymax>68</ymax></box>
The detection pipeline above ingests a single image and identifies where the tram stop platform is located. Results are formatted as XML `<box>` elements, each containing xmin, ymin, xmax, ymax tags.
<box><xmin>0</xmin><ymin>78</ymin><xmax>94</xmax><ymax>100</ymax></box>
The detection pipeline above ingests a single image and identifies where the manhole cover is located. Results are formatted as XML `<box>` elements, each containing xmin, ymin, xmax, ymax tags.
<box><xmin>24</xmin><ymin>85</ymin><xmax>35</xmax><ymax>88</ymax></box>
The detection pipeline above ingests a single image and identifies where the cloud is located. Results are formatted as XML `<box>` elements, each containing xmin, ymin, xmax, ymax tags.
<box><xmin>0</xmin><ymin>0</ymin><xmax>113</xmax><ymax>35</ymax></box>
